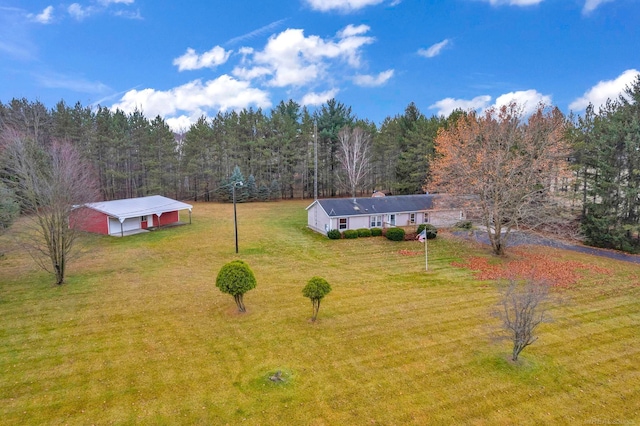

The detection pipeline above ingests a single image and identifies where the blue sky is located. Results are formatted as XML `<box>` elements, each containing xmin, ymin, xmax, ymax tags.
<box><xmin>1</xmin><ymin>0</ymin><xmax>638</xmax><ymax>130</ymax></box>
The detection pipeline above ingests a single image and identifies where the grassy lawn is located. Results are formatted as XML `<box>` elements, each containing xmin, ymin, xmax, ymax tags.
<box><xmin>1</xmin><ymin>200</ymin><xmax>639</xmax><ymax>425</ymax></box>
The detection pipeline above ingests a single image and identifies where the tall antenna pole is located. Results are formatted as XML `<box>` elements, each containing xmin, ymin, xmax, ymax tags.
<box><xmin>314</xmin><ymin>119</ymin><xmax>318</xmax><ymax>201</ymax></box>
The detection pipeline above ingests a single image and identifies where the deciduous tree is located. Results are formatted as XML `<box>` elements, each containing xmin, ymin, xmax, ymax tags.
<box><xmin>337</xmin><ymin>126</ymin><xmax>371</xmax><ymax>198</ymax></box>
<box><xmin>1</xmin><ymin>130</ymin><xmax>99</xmax><ymax>284</ymax></box>
<box><xmin>497</xmin><ymin>277</ymin><xmax>551</xmax><ymax>362</ymax></box>
<box><xmin>430</xmin><ymin>102</ymin><xmax>570</xmax><ymax>255</ymax></box>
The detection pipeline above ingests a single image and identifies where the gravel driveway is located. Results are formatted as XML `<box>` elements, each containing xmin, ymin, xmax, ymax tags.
<box><xmin>454</xmin><ymin>230</ymin><xmax>640</xmax><ymax>264</ymax></box>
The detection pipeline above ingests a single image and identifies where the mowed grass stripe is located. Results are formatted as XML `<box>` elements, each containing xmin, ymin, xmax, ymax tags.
<box><xmin>1</xmin><ymin>200</ymin><xmax>639</xmax><ymax>425</ymax></box>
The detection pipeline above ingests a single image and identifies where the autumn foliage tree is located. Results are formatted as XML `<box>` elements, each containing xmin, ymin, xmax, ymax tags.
<box><xmin>430</xmin><ymin>102</ymin><xmax>570</xmax><ymax>255</ymax></box>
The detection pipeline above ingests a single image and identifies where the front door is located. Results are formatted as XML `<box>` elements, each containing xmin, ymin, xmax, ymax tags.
<box><xmin>141</xmin><ymin>215</ymin><xmax>148</xmax><ymax>229</ymax></box>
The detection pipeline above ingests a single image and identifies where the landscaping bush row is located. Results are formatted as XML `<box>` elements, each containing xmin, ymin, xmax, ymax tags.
<box><xmin>327</xmin><ymin>225</ymin><xmax>441</xmax><ymax>241</ymax></box>
<box><xmin>327</xmin><ymin>228</ymin><xmax>382</xmax><ymax>239</ymax></box>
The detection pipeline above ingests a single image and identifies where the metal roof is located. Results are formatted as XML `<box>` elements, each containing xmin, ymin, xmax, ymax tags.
<box><xmin>308</xmin><ymin>194</ymin><xmax>438</xmax><ymax>217</ymax></box>
<box><xmin>84</xmin><ymin>195</ymin><xmax>193</xmax><ymax>221</ymax></box>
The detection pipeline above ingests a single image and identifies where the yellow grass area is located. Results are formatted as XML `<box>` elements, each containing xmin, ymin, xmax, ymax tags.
<box><xmin>1</xmin><ymin>200</ymin><xmax>639</xmax><ymax>425</ymax></box>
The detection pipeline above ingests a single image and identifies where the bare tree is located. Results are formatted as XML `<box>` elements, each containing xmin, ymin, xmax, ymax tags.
<box><xmin>337</xmin><ymin>126</ymin><xmax>371</xmax><ymax>198</ymax></box>
<box><xmin>1</xmin><ymin>129</ymin><xmax>99</xmax><ymax>285</ymax></box>
<box><xmin>497</xmin><ymin>277</ymin><xmax>551</xmax><ymax>362</ymax></box>
<box><xmin>430</xmin><ymin>102</ymin><xmax>572</xmax><ymax>255</ymax></box>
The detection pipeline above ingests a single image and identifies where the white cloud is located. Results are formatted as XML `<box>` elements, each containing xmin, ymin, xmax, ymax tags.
<box><xmin>482</xmin><ymin>0</ymin><xmax>543</xmax><ymax>6</ymax></box>
<box><xmin>429</xmin><ymin>95</ymin><xmax>492</xmax><ymax>116</ymax></box>
<box><xmin>68</xmin><ymin>3</ymin><xmax>91</xmax><ymax>20</ymax></box>
<box><xmin>29</xmin><ymin>6</ymin><xmax>54</xmax><ymax>24</ymax></box>
<box><xmin>111</xmin><ymin>75</ymin><xmax>271</xmax><ymax>129</ymax></box>
<box><xmin>583</xmin><ymin>0</ymin><xmax>614</xmax><ymax>14</ymax></box>
<box><xmin>68</xmin><ymin>0</ymin><xmax>135</xmax><ymax>20</ymax></box>
<box><xmin>429</xmin><ymin>90</ymin><xmax>550</xmax><ymax>116</ymax></box>
<box><xmin>353</xmin><ymin>69</ymin><xmax>394</xmax><ymax>87</ymax></box>
<box><xmin>492</xmin><ymin>89</ymin><xmax>552</xmax><ymax>115</ymax></box>
<box><xmin>569</xmin><ymin>69</ymin><xmax>640</xmax><ymax>111</ymax></box>
<box><xmin>244</xmin><ymin>26</ymin><xmax>374</xmax><ymax>87</ymax></box>
<box><xmin>418</xmin><ymin>39</ymin><xmax>450</xmax><ymax>58</ymax></box>
<box><xmin>232</xmin><ymin>66</ymin><xmax>271</xmax><ymax>80</ymax></box>
<box><xmin>173</xmin><ymin>46</ymin><xmax>232</xmax><ymax>71</ymax></box>
<box><xmin>300</xmin><ymin>89</ymin><xmax>340</xmax><ymax>106</ymax></box>
<box><xmin>304</xmin><ymin>0</ymin><xmax>385</xmax><ymax>12</ymax></box>
<box><xmin>338</xmin><ymin>24</ymin><xmax>370</xmax><ymax>38</ymax></box>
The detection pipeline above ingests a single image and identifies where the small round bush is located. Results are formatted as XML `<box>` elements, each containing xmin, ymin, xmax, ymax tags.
<box><xmin>385</xmin><ymin>227</ymin><xmax>405</xmax><ymax>241</ymax></box>
<box><xmin>357</xmin><ymin>228</ymin><xmax>371</xmax><ymax>237</ymax></box>
<box><xmin>302</xmin><ymin>276</ymin><xmax>332</xmax><ymax>322</ymax></box>
<box><xmin>370</xmin><ymin>227</ymin><xmax>382</xmax><ymax>236</ymax></box>
<box><xmin>417</xmin><ymin>223</ymin><xmax>438</xmax><ymax>239</ymax></box>
<box><xmin>216</xmin><ymin>260</ymin><xmax>257</xmax><ymax>312</ymax></box>
<box><xmin>327</xmin><ymin>229</ymin><xmax>341</xmax><ymax>239</ymax></box>
<box><xmin>454</xmin><ymin>220</ymin><xmax>473</xmax><ymax>230</ymax></box>
<box><xmin>343</xmin><ymin>229</ymin><xmax>358</xmax><ymax>239</ymax></box>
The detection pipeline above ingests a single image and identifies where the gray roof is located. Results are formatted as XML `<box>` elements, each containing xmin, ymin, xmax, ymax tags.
<box><xmin>308</xmin><ymin>194</ymin><xmax>438</xmax><ymax>217</ymax></box>
<box><xmin>84</xmin><ymin>195</ymin><xmax>192</xmax><ymax>221</ymax></box>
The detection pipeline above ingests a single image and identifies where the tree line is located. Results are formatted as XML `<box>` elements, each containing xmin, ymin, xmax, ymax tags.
<box><xmin>1</xmin><ymin>77</ymin><xmax>640</xmax><ymax>254</ymax></box>
<box><xmin>0</xmin><ymin>98</ymin><xmax>447</xmax><ymax>203</ymax></box>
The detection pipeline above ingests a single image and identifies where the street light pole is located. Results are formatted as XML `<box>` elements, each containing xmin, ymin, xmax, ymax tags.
<box><xmin>232</xmin><ymin>181</ymin><xmax>243</xmax><ymax>254</ymax></box>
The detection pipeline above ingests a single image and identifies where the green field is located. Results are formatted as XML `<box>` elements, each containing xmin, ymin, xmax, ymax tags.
<box><xmin>1</xmin><ymin>200</ymin><xmax>638</xmax><ymax>425</ymax></box>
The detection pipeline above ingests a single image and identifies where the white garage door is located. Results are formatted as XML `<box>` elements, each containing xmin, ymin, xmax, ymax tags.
<box><xmin>109</xmin><ymin>217</ymin><xmax>141</xmax><ymax>235</ymax></box>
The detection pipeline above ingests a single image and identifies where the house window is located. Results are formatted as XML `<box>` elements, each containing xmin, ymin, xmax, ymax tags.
<box><xmin>409</xmin><ymin>213</ymin><xmax>416</xmax><ymax>225</ymax></box>
<box><xmin>388</xmin><ymin>214</ymin><xmax>396</xmax><ymax>226</ymax></box>
<box><xmin>370</xmin><ymin>215</ymin><xmax>382</xmax><ymax>227</ymax></box>
<box><xmin>424</xmin><ymin>213</ymin><xmax>430</xmax><ymax>223</ymax></box>
<box><xmin>339</xmin><ymin>218</ymin><xmax>348</xmax><ymax>230</ymax></box>
<box><xmin>141</xmin><ymin>216</ymin><xmax>148</xmax><ymax>222</ymax></box>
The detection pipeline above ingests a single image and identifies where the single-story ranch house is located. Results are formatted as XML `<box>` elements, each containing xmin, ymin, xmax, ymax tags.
<box><xmin>306</xmin><ymin>194</ymin><xmax>465</xmax><ymax>234</ymax></box>
<box><xmin>71</xmin><ymin>195</ymin><xmax>193</xmax><ymax>236</ymax></box>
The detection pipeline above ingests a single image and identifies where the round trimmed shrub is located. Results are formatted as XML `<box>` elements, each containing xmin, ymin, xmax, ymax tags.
<box><xmin>385</xmin><ymin>227</ymin><xmax>405</xmax><ymax>241</ymax></box>
<box><xmin>357</xmin><ymin>228</ymin><xmax>371</xmax><ymax>237</ymax></box>
<box><xmin>302</xmin><ymin>276</ymin><xmax>332</xmax><ymax>322</ymax></box>
<box><xmin>343</xmin><ymin>229</ymin><xmax>358</xmax><ymax>239</ymax></box>
<box><xmin>327</xmin><ymin>229</ymin><xmax>341</xmax><ymax>239</ymax></box>
<box><xmin>216</xmin><ymin>260</ymin><xmax>257</xmax><ymax>312</ymax></box>
<box><xmin>370</xmin><ymin>227</ymin><xmax>383</xmax><ymax>236</ymax></box>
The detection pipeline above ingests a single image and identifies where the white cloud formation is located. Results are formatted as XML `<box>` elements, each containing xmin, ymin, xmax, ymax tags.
<box><xmin>429</xmin><ymin>89</ymin><xmax>551</xmax><ymax>116</ymax></box>
<box><xmin>111</xmin><ymin>75</ymin><xmax>271</xmax><ymax>129</ymax></box>
<box><xmin>569</xmin><ymin>69</ymin><xmax>640</xmax><ymax>111</ymax></box>
<box><xmin>583</xmin><ymin>0</ymin><xmax>614</xmax><ymax>14</ymax></box>
<box><xmin>304</xmin><ymin>0</ymin><xmax>385</xmax><ymax>12</ymax></box>
<box><xmin>492</xmin><ymin>89</ymin><xmax>552</xmax><ymax>114</ymax></box>
<box><xmin>353</xmin><ymin>69</ymin><xmax>394</xmax><ymax>87</ymax></box>
<box><xmin>68</xmin><ymin>0</ymin><xmax>135</xmax><ymax>20</ymax></box>
<box><xmin>68</xmin><ymin>3</ymin><xmax>91</xmax><ymax>20</ymax></box>
<box><xmin>418</xmin><ymin>39</ymin><xmax>450</xmax><ymax>58</ymax></box>
<box><xmin>429</xmin><ymin>95</ymin><xmax>492</xmax><ymax>116</ymax></box>
<box><xmin>300</xmin><ymin>89</ymin><xmax>340</xmax><ymax>106</ymax></box>
<box><xmin>243</xmin><ymin>26</ymin><xmax>374</xmax><ymax>87</ymax></box>
<box><xmin>173</xmin><ymin>46</ymin><xmax>232</xmax><ymax>71</ymax></box>
<box><xmin>29</xmin><ymin>6</ymin><xmax>54</xmax><ymax>24</ymax></box>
